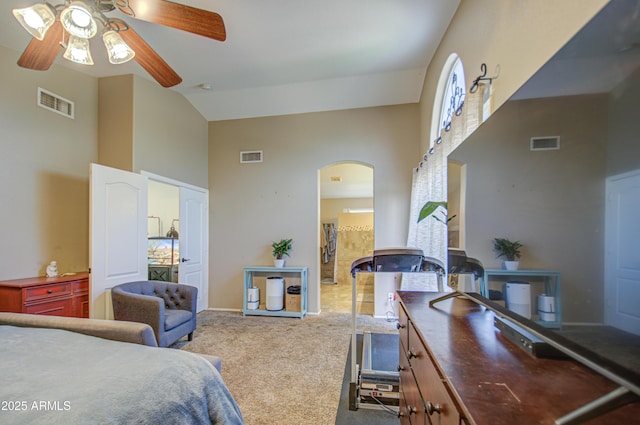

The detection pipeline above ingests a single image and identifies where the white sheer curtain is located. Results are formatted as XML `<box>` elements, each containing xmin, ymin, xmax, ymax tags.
<box><xmin>403</xmin><ymin>84</ymin><xmax>486</xmax><ymax>290</ymax></box>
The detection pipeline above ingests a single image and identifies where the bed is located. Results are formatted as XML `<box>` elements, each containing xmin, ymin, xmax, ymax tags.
<box><xmin>0</xmin><ymin>313</ymin><xmax>243</xmax><ymax>424</ymax></box>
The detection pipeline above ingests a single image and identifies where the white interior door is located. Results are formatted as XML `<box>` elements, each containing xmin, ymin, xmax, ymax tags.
<box><xmin>179</xmin><ymin>186</ymin><xmax>209</xmax><ymax>312</ymax></box>
<box><xmin>90</xmin><ymin>164</ymin><xmax>148</xmax><ymax>319</ymax></box>
<box><xmin>605</xmin><ymin>170</ymin><xmax>640</xmax><ymax>335</ymax></box>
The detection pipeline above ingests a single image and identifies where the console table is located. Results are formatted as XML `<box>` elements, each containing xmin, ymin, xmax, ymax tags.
<box><xmin>242</xmin><ymin>266</ymin><xmax>307</xmax><ymax>318</ymax></box>
<box><xmin>0</xmin><ymin>272</ymin><xmax>90</xmax><ymax>318</ymax></box>
<box><xmin>482</xmin><ymin>268</ymin><xmax>561</xmax><ymax>328</ymax></box>
<box><xmin>397</xmin><ymin>291</ymin><xmax>640</xmax><ymax>424</ymax></box>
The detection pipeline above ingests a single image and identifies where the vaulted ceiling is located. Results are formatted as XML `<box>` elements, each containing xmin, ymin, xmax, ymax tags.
<box><xmin>0</xmin><ymin>0</ymin><xmax>460</xmax><ymax>121</ymax></box>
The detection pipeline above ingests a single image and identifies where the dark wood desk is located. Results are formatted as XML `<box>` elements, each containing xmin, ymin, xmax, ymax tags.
<box><xmin>397</xmin><ymin>291</ymin><xmax>640</xmax><ymax>424</ymax></box>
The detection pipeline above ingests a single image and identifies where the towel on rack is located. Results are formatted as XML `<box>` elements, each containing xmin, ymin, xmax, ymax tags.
<box><xmin>321</xmin><ymin>223</ymin><xmax>336</xmax><ymax>263</ymax></box>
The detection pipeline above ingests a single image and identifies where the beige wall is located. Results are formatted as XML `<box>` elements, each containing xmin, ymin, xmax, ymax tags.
<box><xmin>132</xmin><ymin>77</ymin><xmax>209</xmax><ymax>188</ymax></box>
<box><xmin>450</xmin><ymin>94</ymin><xmax>609</xmax><ymax>322</ymax></box>
<box><xmin>320</xmin><ymin>198</ymin><xmax>373</xmax><ymax>223</ymax></box>
<box><xmin>148</xmin><ymin>180</ymin><xmax>180</xmax><ymax>237</ymax></box>
<box><xmin>447</xmin><ymin>161</ymin><xmax>462</xmax><ymax>248</ymax></box>
<box><xmin>0</xmin><ymin>45</ymin><xmax>98</xmax><ymax>279</ymax></box>
<box><xmin>208</xmin><ymin>105</ymin><xmax>420</xmax><ymax>312</ymax></box>
<box><xmin>0</xmin><ymin>46</ymin><xmax>206</xmax><ymax>282</ymax></box>
<box><xmin>607</xmin><ymin>69</ymin><xmax>640</xmax><ymax>177</ymax></box>
<box><xmin>98</xmin><ymin>75</ymin><xmax>134</xmax><ymax>171</ymax></box>
<box><xmin>99</xmin><ymin>75</ymin><xmax>208</xmax><ymax>188</ymax></box>
<box><xmin>418</xmin><ymin>0</ymin><xmax>608</xmax><ymax>153</ymax></box>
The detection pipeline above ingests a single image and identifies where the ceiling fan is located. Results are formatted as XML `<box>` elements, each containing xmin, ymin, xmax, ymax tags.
<box><xmin>12</xmin><ymin>0</ymin><xmax>226</xmax><ymax>87</ymax></box>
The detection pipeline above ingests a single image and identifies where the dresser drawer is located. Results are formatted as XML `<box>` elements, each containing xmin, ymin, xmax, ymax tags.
<box><xmin>399</xmin><ymin>348</ymin><xmax>426</xmax><ymax>425</ymax></box>
<box><xmin>74</xmin><ymin>293</ymin><xmax>90</xmax><ymax>318</ymax></box>
<box><xmin>398</xmin><ymin>304</ymin><xmax>410</xmax><ymax>350</ymax></box>
<box><xmin>25</xmin><ymin>298</ymin><xmax>73</xmax><ymax>316</ymax></box>
<box><xmin>72</xmin><ymin>279</ymin><xmax>88</xmax><ymax>294</ymax></box>
<box><xmin>24</xmin><ymin>283</ymin><xmax>72</xmax><ymax>302</ymax></box>
<box><xmin>408</xmin><ymin>321</ymin><xmax>462</xmax><ymax>425</ymax></box>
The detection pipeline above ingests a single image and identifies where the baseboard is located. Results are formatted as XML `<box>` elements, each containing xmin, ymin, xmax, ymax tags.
<box><xmin>205</xmin><ymin>308</ymin><xmax>242</xmax><ymax>313</ymax></box>
<box><xmin>561</xmin><ymin>322</ymin><xmax>605</xmax><ymax>327</ymax></box>
<box><xmin>204</xmin><ymin>307</ymin><xmax>322</xmax><ymax>316</ymax></box>
<box><xmin>373</xmin><ymin>315</ymin><xmax>397</xmax><ymax>320</ymax></box>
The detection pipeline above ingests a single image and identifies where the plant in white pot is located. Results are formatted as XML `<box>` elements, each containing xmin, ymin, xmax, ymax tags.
<box><xmin>271</xmin><ymin>239</ymin><xmax>292</xmax><ymax>267</ymax></box>
<box><xmin>492</xmin><ymin>238</ymin><xmax>523</xmax><ymax>270</ymax></box>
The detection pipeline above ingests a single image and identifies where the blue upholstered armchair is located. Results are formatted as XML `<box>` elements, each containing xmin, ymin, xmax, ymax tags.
<box><xmin>111</xmin><ymin>281</ymin><xmax>197</xmax><ymax>348</ymax></box>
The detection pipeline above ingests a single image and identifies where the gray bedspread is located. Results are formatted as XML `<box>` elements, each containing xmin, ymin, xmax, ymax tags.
<box><xmin>0</xmin><ymin>325</ymin><xmax>243</xmax><ymax>424</ymax></box>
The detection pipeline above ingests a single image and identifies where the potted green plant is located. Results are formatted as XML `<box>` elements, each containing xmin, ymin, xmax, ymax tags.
<box><xmin>492</xmin><ymin>238</ymin><xmax>523</xmax><ymax>270</ymax></box>
<box><xmin>271</xmin><ymin>238</ymin><xmax>292</xmax><ymax>267</ymax></box>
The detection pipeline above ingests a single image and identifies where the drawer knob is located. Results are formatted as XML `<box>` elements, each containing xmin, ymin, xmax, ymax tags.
<box><xmin>407</xmin><ymin>350</ymin><xmax>417</xmax><ymax>359</ymax></box>
<box><xmin>407</xmin><ymin>406</ymin><xmax>417</xmax><ymax>416</ymax></box>
<box><xmin>426</xmin><ymin>401</ymin><xmax>442</xmax><ymax>416</ymax></box>
<box><xmin>397</xmin><ymin>364</ymin><xmax>405</xmax><ymax>372</ymax></box>
<box><xmin>396</xmin><ymin>322</ymin><xmax>405</xmax><ymax>330</ymax></box>
<box><xmin>47</xmin><ymin>289</ymin><xmax>53</xmax><ymax>294</ymax></box>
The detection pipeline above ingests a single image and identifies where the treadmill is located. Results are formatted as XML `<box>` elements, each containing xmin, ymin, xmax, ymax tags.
<box><xmin>349</xmin><ymin>248</ymin><xmax>446</xmax><ymax>411</ymax></box>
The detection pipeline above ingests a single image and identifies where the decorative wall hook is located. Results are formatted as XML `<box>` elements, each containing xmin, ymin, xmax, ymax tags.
<box><xmin>470</xmin><ymin>63</ymin><xmax>499</xmax><ymax>93</ymax></box>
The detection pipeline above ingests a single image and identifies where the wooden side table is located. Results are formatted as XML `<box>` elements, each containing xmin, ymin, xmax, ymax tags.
<box><xmin>242</xmin><ymin>266</ymin><xmax>307</xmax><ymax>318</ymax></box>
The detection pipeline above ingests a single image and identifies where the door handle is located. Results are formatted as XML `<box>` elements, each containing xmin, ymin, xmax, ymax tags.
<box><xmin>181</xmin><ymin>258</ymin><xmax>191</xmax><ymax>263</ymax></box>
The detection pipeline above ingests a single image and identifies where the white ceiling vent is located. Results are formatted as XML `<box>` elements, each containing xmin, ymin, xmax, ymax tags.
<box><xmin>530</xmin><ymin>136</ymin><xmax>560</xmax><ymax>151</ymax></box>
<box><xmin>240</xmin><ymin>150</ymin><xmax>263</xmax><ymax>163</ymax></box>
<box><xmin>38</xmin><ymin>87</ymin><xmax>74</xmax><ymax>119</ymax></box>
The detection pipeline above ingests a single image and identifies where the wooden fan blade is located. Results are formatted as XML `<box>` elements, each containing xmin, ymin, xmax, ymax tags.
<box><xmin>120</xmin><ymin>0</ymin><xmax>226</xmax><ymax>41</ymax></box>
<box><xmin>120</xmin><ymin>27</ymin><xmax>183</xmax><ymax>88</ymax></box>
<box><xmin>17</xmin><ymin>21</ymin><xmax>64</xmax><ymax>71</ymax></box>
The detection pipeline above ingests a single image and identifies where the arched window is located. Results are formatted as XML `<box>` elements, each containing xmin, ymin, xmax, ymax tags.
<box><xmin>430</xmin><ymin>54</ymin><xmax>465</xmax><ymax>146</ymax></box>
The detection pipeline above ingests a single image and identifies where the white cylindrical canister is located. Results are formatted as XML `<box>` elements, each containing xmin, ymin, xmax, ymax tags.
<box><xmin>537</xmin><ymin>294</ymin><xmax>556</xmax><ymax>321</ymax></box>
<box><xmin>247</xmin><ymin>287</ymin><xmax>260</xmax><ymax>310</ymax></box>
<box><xmin>505</xmin><ymin>281</ymin><xmax>531</xmax><ymax>319</ymax></box>
<box><xmin>537</xmin><ymin>294</ymin><xmax>555</xmax><ymax>312</ymax></box>
<box><xmin>266</xmin><ymin>277</ymin><xmax>285</xmax><ymax>311</ymax></box>
<box><xmin>539</xmin><ymin>311</ymin><xmax>557</xmax><ymax>322</ymax></box>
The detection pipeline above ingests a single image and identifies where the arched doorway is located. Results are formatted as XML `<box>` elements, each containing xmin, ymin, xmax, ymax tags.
<box><xmin>318</xmin><ymin>162</ymin><xmax>374</xmax><ymax>313</ymax></box>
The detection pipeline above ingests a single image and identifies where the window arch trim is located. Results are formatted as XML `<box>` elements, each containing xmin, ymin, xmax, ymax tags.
<box><xmin>430</xmin><ymin>54</ymin><xmax>465</xmax><ymax>147</ymax></box>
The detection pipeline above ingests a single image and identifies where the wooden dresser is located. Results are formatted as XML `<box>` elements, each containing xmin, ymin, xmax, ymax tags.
<box><xmin>397</xmin><ymin>291</ymin><xmax>640</xmax><ymax>425</ymax></box>
<box><xmin>0</xmin><ymin>272</ymin><xmax>90</xmax><ymax>318</ymax></box>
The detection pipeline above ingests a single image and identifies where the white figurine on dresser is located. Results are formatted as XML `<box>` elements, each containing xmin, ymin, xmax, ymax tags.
<box><xmin>45</xmin><ymin>261</ymin><xmax>58</xmax><ymax>278</ymax></box>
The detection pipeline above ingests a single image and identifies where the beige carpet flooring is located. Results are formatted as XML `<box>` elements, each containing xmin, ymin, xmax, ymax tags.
<box><xmin>179</xmin><ymin>310</ymin><xmax>397</xmax><ymax>425</ymax></box>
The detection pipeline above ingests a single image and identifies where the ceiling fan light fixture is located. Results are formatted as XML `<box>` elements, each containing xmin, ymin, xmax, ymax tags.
<box><xmin>12</xmin><ymin>3</ymin><xmax>57</xmax><ymax>41</ymax></box>
<box><xmin>103</xmin><ymin>30</ymin><xmax>135</xmax><ymax>64</ymax></box>
<box><xmin>60</xmin><ymin>1</ymin><xmax>97</xmax><ymax>39</ymax></box>
<box><xmin>14</xmin><ymin>0</ymin><xmax>226</xmax><ymax>87</ymax></box>
<box><xmin>63</xmin><ymin>35</ymin><xmax>94</xmax><ymax>65</ymax></box>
